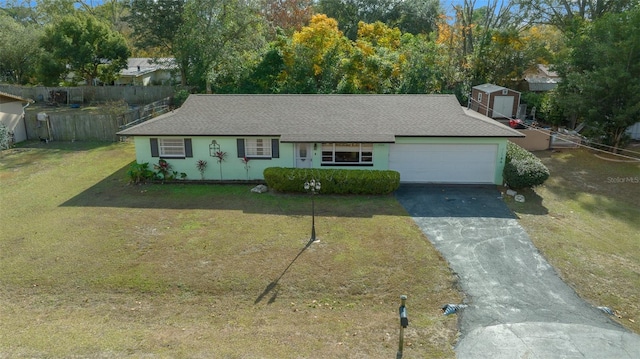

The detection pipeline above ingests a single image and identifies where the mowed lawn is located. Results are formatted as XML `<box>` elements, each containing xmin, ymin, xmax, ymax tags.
<box><xmin>0</xmin><ymin>141</ymin><xmax>461</xmax><ymax>358</ymax></box>
<box><xmin>505</xmin><ymin>147</ymin><xmax>640</xmax><ymax>334</ymax></box>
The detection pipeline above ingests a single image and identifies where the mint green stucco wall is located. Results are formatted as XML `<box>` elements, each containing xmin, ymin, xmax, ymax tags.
<box><xmin>134</xmin><ymin>136</ymin><xmax>295</xmax><ymax>180</ymax></box>
<box><xmin>133</xmin><ymin>136</ymin><xmax>507</xmax><ymax>184</ymax></box>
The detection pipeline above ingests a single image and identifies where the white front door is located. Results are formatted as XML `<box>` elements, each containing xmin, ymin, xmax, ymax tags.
<box><xmin>295</xmin><ymin>143</ymin><xmax>313</xmax><ymax>168</ymax></box>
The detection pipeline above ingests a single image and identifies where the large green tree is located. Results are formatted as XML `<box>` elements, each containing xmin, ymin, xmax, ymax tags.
<box><xmin>126</xmin><ymin>0</ymin><xmax>185</xmax><ymax>54</ymax></box>
<box><xmin>557</xmin><ymin>8</ymin><xmax>640</xmax><ymax>152</ymax></box>
<box><xmin>39</xmin><ymin>13</ymin><xmax>130</xmax><ymax>86</ymax></box>
<box><xmin>317</xmin><ymin>0</ymin><xmax>441</xmax><ymax>40</ymax></box>
<box><xmin>0</xmin><ymin>13</ymin><xmax>43</xmax><ymax>84</ymax></box>
<box><xmin>175</xmin><ymin>0</ymin><xmax>267</xmax><ymax>92</ymax></box>
<box><xmin>514</xmin><ymin>0</ymin><xmax>638</xmax><ymax>31</ymax></box>
<box><xmin>126</xmin><ymin>0</ymin><xmax>188</xmax><ymax>81</ymax></box>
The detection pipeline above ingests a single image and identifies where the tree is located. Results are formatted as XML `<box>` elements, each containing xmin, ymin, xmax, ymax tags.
<box><xmin>389</xmin><ymin>0</ymin><xmax>441</xmax><ymax>35</ymax></box>
<box><xmin>126</xmin><ymin>0</ymin><xmax>187</xmax><ymax>79</ymax></box>
<box><xmin>340</xmin><ymin>21</ymin><xmax>403</xmax><ymax>93</ymax></box>
<box><xmin>39</xmin><ymin>14</ymin><xmax>130</xmax><ymax>86</ymax></box>
<box><xmin>514</xmin><ymin>0</ymin><xmax>637</xmax><ymax>31</ymax></box>
<box><xmin>398</xmin><ymin>33</ymin><xmax>449</xmax><ymax>94</ymax></box>
<box><xmin>557</xmin><ymin>8</ymin><xmax>640</xmax><ymax>152</ymax></box>
<box><xmin>240</xmin><ymin>42</ymin><xmax>287</xmax><ymax>93</ymax></box>
<box><xmin>282</xmin><ymin>14</ymin><xmax>352</xmax><ymax>93</ymax></box>
<box><xmin>126</xmin><ymin>0</ymin><xmax>185</xmax><ymax>54</ymax></box>
<box><xmin>262</xmin><ymin>0</ymin><xmax>314</xmax><ymax>34</ymax></box>
<box><xmin>0</xmin><ymin>13</ymin><xmax>43</xmax><ymax>84</ymax></box>
<box><xmin>317</xmin><ymin>0</ymin><xmax>441</xmax><ymax>40</ymax></box>
<box><xmin>175</xmin><ymin>0</ymin><xmax>267</xmax><ymax>92</ymax></box>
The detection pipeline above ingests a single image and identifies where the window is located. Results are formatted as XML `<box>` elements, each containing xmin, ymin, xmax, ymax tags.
<box><xmin>321</xmin><ymin>143</ymin><xmax>373</xmax><ymax>165</ymax></box>
<box><xmin>477</xmin><ymin>93</ymin><xmax>483</xmax><ymax>102</ymax></box>
<box><xmin>159</xmin><ymin>138</ymin><xmax>186</xmax><ymax>157</ymax></box>
<box><xmin>245</xmin><ymin>138</ymin><xmax>272</xmax><ymax>158</ymax></box>
<box><xmin>237</xmin><ymin>138</ymin><xmax>279</xmax><ymax>159</ymax></box>
<box><xmin>150</xmin><ymin>138</ymin><xmax>192</xmax><ymax>158</ymax></box>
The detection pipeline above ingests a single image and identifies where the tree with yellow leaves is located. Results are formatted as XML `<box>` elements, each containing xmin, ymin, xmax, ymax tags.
<box><xmin>282</xmin><ymin>14</ymin><xmax>352</xmax><ymax>92</ymax></box>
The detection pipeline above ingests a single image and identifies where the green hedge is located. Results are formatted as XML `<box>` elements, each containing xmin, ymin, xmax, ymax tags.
<box><xmin>263</xmin><ymin>167</ymin><xmax>400</xmax><ymax>195</ymax></box>
<box><xmin>503</xmin><ymin>142</ymin><xmax>550</xmax><ymax>188</ymax></box>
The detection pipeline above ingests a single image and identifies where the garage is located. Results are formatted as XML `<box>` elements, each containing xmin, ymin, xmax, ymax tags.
<box><xmin>388</xmin><ymin>143</ymin><xmax>498</xmax><ymax>183</ymax></box>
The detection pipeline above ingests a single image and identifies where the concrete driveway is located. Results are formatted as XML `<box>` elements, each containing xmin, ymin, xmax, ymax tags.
<box><xmin>395</xmin><ymin>184</ymin><xmax>640</xmax><ymax>359</ymax></box>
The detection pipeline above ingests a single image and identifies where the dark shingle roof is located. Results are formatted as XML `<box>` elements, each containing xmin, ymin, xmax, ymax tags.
<box><xmin>117</xmin><ymin>94</ymin><xmax>523</xmax><ymax>141</ymax></box>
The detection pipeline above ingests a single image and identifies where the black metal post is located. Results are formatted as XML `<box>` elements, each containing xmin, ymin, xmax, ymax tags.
<box><xmin>304</xmin><ymin>179</ymin><xmax>321</xmax><ymax>243</ymax></box>
<box><xmin>311</xmin><ymin>192</ymin><xmax>316</xmax><ymax>241</ymax></box>
<box><xmin>397</xmin><ymin>295</ymin><xmax>408</xmax><ymax>359</ymax></box>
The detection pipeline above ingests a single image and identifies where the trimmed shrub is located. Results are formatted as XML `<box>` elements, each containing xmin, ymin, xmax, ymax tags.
<box><xmin>503</xmin><ymin>142</ymin><xmax>550</xmax><ymax>188</ymax></box>
<box><xmin>263</xmin><ymin>167</ymin><xmax>400</xmax><ymax>195</ymax></box>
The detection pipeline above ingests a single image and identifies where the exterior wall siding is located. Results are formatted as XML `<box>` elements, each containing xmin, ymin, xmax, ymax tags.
<box><xmin>471</xmin><ymin>88</ymin><xmax>521</xmax><ymax>119</ymax></box>
<box><xmin>0</xmin><ymin>101</ymin><xmax>27</xmax><ymax>143</ymax></box>
<box><xmin>134</xmin><ymin>136</ymin><xmax>508</xmax><ymax>184</ymax></box>
<box><xmin>134</xmin><ymin>136</ymin><xmax>294</xmax><ymax>180</ymax></box>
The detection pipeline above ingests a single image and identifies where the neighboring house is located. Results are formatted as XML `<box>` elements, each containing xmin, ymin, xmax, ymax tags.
<box><xmin>523</xmin><ymin>64</ymin><xmax>561</xmax><ymax>92</ymax></box>
<box><xmin>470</xmin><ymin>84</ymin><xmax>521</xmax><ymax>120</ymax></box>
<box><xmin>117</xmin><ymin>94</ymin><xmax>524</xmax><ymax>184</ymax></box>
<box><xmin>114</xmin><ymin>58</ymin><xmax>178</xmax><ymax>86</ymax></box>
<box><xmin>0</xmin><ymin>91</ymin><xmax>33</xmax><ymax>144</ymax></box>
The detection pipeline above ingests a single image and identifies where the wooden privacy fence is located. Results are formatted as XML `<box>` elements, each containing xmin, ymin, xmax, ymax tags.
<box><xmin>25</xmin><ymin>97</ymin><xmax>171</xmax><ymax>142</ymax></box>
<box><xmin>26</xmin><ymin>113</ymin><xmax>124</xmax><ymax>142</ymax></box>
<box><xmin>0</xmin><ymin>85</ymin><xmax>174</xmax><ymax>105</ymax></box>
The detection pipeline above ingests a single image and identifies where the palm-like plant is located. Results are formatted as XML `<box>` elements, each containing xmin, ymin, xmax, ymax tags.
<box><xmin>214</xmin><ymin>151</ymin><xmax>227</xmax><ymax>179</ymax></box>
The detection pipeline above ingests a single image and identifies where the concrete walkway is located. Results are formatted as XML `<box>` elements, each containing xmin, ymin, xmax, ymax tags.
<box><xmin>395</xmin><ymin>185</ymin><xmax>640</xmax><ymax>359</ymax></box>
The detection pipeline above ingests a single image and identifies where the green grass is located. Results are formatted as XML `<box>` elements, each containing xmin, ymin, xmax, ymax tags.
<box><xmin>0</xmin><ymin>141</ymin><xmax>461</xmax><ymax>358</ymax></box>
<box><xmin>505</xmin><ymin>148</ymin><xmax>640</xmax><ymax>333</ymax></box>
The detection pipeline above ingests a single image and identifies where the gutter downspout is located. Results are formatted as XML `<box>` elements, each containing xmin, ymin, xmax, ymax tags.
<box><xmin>22</xmin><ymin>100</ymin><xmax>32</xmax><ymax>142</ymax></box>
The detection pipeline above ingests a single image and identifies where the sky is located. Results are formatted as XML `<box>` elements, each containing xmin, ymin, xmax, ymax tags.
<box><xmin>0</xmin><ymin>0</ymin><xmax>493</xmax><ymax>21</ymax></box>
<box><xmin>1</xmin><ymin>0</ymin><xmax>491</xmax><ymax>10</ymax></box>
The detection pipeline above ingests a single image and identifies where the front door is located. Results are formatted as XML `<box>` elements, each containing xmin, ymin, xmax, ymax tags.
<box><xmin>295</xmin><ymin>143</ymin><xmax>313</xmax><ymax>168</ymax></box>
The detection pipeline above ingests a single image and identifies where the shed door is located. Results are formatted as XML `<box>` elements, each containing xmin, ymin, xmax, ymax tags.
<box><xmin>388</xmin><ymin>144</ymin><xmax>498</xmax><ymax>183</ymax></box>
<box><xmin>493</xmin><ymin>96</ymin><xmax>514</xmax><ymax>118</ymax></box>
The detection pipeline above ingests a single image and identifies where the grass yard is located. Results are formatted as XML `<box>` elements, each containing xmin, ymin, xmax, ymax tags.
<box><xmin>0</xmin><ymin>141</ymin><xmax>461</xmax><ymax>358</ymax></box>
<box><xmin>505</xmin><ymin>147</ymin><xmax>640</xmax><ymax>334</ymax></box>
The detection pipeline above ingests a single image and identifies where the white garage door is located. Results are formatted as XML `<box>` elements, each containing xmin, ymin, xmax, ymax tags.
<box><xmin>389</xmin><ymin>144</ymin><xmax>498</xmax><ymax>183</ymax></box>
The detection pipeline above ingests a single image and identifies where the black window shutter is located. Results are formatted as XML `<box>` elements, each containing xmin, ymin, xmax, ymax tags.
<box><xmin>184</xmin><ymin>138</ymin><xmax>193</xmax><ymax>157</ymax></box>
<box><xmin>237</xmin><ymin>139</ymin><xmax>245</xmax><ymax>158</ymax></box>
<box><xmin>271</xmin><ymin>139</ymin><xmax>279</xmax><ymax>158</ymax></box>
<box><xmin>150</xmin><ymin>138</ymin><xmax>159</xmax><ymax>157</ymax></box>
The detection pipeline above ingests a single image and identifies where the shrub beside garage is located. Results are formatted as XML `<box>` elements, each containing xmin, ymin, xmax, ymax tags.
<box><xmin>503</xmin><ymin>141</ymin><xmax>550</xmax><ymax>189</ymax></box>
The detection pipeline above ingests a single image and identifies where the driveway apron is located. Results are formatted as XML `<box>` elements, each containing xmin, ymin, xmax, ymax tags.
<box><xmin>395</xmin><ymin>184</ymin><xmax>640</xmax><ymax>359</ymax></box>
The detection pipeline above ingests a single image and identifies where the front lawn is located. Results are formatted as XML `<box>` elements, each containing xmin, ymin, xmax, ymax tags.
<box><xmin>505</xmin><ymin>148</ymin><xmax>640</xmax><ymax>333</ymax></box>
<box><xmin>0</xmin><ymin>141</ymin><xmax>461</xmax><ymax>358</ymax></box>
